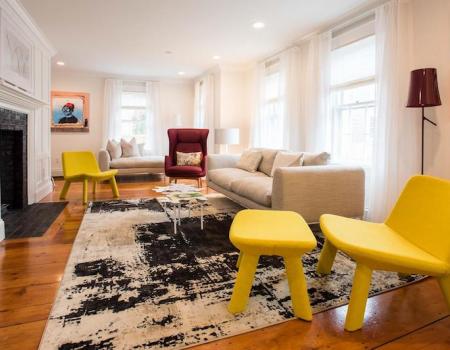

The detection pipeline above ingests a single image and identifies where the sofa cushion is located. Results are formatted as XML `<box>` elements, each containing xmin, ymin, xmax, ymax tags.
<box><xmin>236</xmin><ymin>150</ymin><xmax>263</xmax><ymax>172</ymax></box>
<box><xmin>121</xmin><ymin>138</ymin><xmax>140</xmax><ymax>157</ymax></box>
<box><xmin>208</xmin><ymin>168</ymin><xmax>266</xmax><ymax>191</ymax></box>
<box><xmin>302</xmin><ymin>152</ymin><xmax>331</xmax><ymax>166</ymax></box>
<box><xmin>107</xmin><ymin>139</ymin><xmax>122</xmax><ymax>159</ymax></box>
<box><xmin>230</xmin><ymin>176</ymin><xmax>273</xmax><ymax>207</ymax></box>
<box><xmin>271</xmin><ymin>151</ymin><xmax>303</xmax><ymax>176</ymax></box>
<box><xmin>110</xmin><ymin>156</ymin><xmax>164</xmax><ymax>169</ymax></box>
<box><xmin>256</xmin><ymin>148</ymin><xmax>280</xmax><ymax>176</ymax></box>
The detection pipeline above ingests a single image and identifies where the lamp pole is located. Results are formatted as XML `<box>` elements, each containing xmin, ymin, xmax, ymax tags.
<box><xmin>421</xmin><ymin>106</ymin><xmax>437</xmax><ymax>175</ymax></box>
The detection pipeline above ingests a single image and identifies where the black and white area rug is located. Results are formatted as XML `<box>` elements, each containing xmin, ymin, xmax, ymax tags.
<box><xmin>39</xmin><ymin>195</ymin><xmax>424</xmax><ymax>349</ymax></box>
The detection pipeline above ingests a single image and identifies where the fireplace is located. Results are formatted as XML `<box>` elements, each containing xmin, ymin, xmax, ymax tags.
<box><xmin>0</xmin><ymin>108</ymin><xmax>28</xmax><ymax>210</ymax></box>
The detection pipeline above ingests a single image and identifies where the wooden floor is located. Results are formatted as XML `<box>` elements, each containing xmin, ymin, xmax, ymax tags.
<box><xmin>1</xmin><ymin>178</ymin><xmax>449</xmax><ymax>349</ymax></box>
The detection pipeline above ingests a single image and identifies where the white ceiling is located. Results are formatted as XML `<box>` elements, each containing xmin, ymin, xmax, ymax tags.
<box><xmin>20</xmin><ymin>0</ymin><xmax>372</xmax><ymax>79</ymax></box>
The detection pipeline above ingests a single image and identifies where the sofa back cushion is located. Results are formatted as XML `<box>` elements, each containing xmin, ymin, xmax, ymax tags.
<box><xmin>236</xmin><ymin>150</ymin><xmax>263</xmax><ymax>172</ymax></box>
<box><xmin>121</xmin><ymin>138</ymin><xmax>140</xmax><ymax>157</ymax></box>
<box><xmin>107</xmin><ymin>139</ymin><xmax>122</xmax><ymax>159</ymax></box>
<box><xmin>256</xmin><ymin>149</ymin><xmax>280</xmax><ymax>176</ymax></box>
<box><xmin>271</xmin><ymin>152</ymin><xmax>303</xmax><ymax>176</ymax></box>
<box><xmin>302</xmin><ymin>152</ymin><xmax>331</xmax><ymax>166</ymax></box>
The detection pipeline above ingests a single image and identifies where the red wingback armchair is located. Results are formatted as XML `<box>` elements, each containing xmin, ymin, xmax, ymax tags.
<box><xmin>165</xmin><ymin>128</ymin><xmax>209</xmax><ymax>187</ymax></box>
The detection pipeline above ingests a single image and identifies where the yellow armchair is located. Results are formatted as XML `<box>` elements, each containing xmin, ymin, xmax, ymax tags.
<box><xmin>317</xmin><ymin>175</ymin><xmax>450</xmax><ymax>331</ymax></box>
<box><xmin>60</xmin><ymin>151</ymin><xmax>119</xmax><ymax>204</ymax></box>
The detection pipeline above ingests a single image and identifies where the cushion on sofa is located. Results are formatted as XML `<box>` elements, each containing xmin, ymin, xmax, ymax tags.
<box><xmin>110</xmin><ymin>156</ymin><xmax>164</xmax><ymax>169</ymax></box>
<box><xmin>236</xmin><ymin>150</ymin><xmax>263</xmax><ymax>172</ymax></box>
<box><xmin>107</xmin><ymin>139</ymin><xmax>122</xmax><ymax>159</ymax></box>
<box><xmin>121</xmin><ymin>138</ymin><xmax>140</xmax><ymax>157</ymax></box>
<box><xmin>271</xmin><ymin>151</ymin><xmax>303</xmax><ymax>176</ymax></box>
<box><xmin>256</xmin><ymin>148</ymin><xmax>280</xmax><ymax>176</ymax></box>
<box><xmin>302</xmin><ymin>152</ymin><xmax>330</xmax><ymax>166</ymax></box>
<box><xmin>230</xmin><ymin>176</ymin><xmax>273</xmax><ymax>207</ymax></box>
<box><xmin>208</xmin><ymin>168</ymin><xmax>266</xmax><ymax>191</ymax></box>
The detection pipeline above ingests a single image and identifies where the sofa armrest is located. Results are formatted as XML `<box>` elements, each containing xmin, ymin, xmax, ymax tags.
<box><xmin>98</xmin><ymin>149</ymin><xmax>111</xmax><ymax>172</ymax></box>
<box><xmin>272</xmin><ymin>165</ymin><xmax>365</xmax><ymax>223</ymax></box>
<box><xmin>207</xmin><ymin>154</ymin><xmax>240</xmax><ymax>171</ymax></box>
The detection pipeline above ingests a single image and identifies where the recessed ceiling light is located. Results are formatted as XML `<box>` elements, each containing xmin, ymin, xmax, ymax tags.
<box><xmin>56</xmin><ymin>61</ymin><xmax>65</xmax><ymax>66</ymax></box>
<box><xmin>178</xmin><ymin>71</ymin><xmax>185</xmax><ymax>76</ymax></box>
<box><xmin>213</xmin><ymin>55</ymin><xmax>221</xmax><ymax>60</ymax></box>
<box><xmin>165</xmin><ymin>50</ymin><xmax>173</xmax><ymax>55</ymax></box>
<box><xmin>252</xmin><ymin>21</ymin><xmax>265</xmax><ymax>29</ymax></box>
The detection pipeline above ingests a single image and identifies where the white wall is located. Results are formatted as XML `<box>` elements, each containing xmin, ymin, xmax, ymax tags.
<box><xmin>410</xmin><ymin>0</ymin><xmax>450</xmax><ymax>178</ymax></box>
<box><xmin>51</xmin><ymin>71</ymin><xmax>194</xmax><ymax>175</ymax></box>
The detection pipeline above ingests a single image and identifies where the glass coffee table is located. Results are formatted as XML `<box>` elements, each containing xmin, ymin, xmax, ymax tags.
<box><xmin>159</xmin><ymin>192</ymin><xmax>208</xmax><ymax>233</ymax></box>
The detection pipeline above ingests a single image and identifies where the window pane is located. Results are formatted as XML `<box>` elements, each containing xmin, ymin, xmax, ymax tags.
<box><xmin>120</xmin><ymin>108</ymin><xmax>147</xmax><ymax>144</ymax></box>
<box><xmin>331</xmin><ymin>35</ymin><xmax>375</xmax><ymax>85</ymax></box>
<box><xmin>341</xmin><ymin>83</ymin><xmax>375</xmax><ymax>105</ymax></box>
<box><xmin>264</xmin><ymin>72</ymin><xmax>281</xmax><ymax>100</ymax></box>
<box><xmin>122</xmin><ymin>91</ymin><xmax>146</xmax><ymax>107</ymax></box>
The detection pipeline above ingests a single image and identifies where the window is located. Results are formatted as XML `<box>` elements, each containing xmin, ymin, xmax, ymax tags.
<box><xmin>330</xmin><ymin>35</ymin><xmax>376</xmax><ymax>168</ymax></box>
<box><xmin>120</xmin><ymin>82</ymin><xmax>147</xmax><ymax>145</ymax></box>
<box><xmin>259</xmin><ymin>61</ymin><xmax>284</xmax><ymax>149</ymax></box>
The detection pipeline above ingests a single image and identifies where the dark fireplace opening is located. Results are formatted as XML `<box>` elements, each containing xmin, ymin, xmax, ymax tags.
<box><xmin>0</xmin><ymin>108</ymin><xmax>28</xmax><ymax>210</ymax></box>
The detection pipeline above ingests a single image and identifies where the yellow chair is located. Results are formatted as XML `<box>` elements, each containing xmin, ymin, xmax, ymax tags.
<box><xmin>317</xmin><ymin>175</ymin><xmax>450</xmax><ymax>331</ymax></box>
<box><xmin>228</xmin><ymin>209</ymin><xmax>317</xmax><ymax>320</ymax></box>
<box><xmin>60</xmin><ymin>151</ymin><xmax>119</xmax><ymax>204</ymax></box>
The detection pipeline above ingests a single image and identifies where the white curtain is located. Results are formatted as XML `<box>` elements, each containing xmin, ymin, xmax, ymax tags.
<box><xmin>194</xmin><ymin>74</ymin><xmax>215</xmax><ymax>152</ymax></box>
<box><xmin>144</xmin><ymin>81</ymin><xmax>164</xmax><ymax>156</ymax></box>
<box><xmin>298</xmin><ymin>31</ymin><xmax>332</xmax><ymax>152</ymax></box>
<box><xmin>368</xmin><ymin>0</ymin><xmax>417</xmax><ymax>221</ymax></box>
<box><xmin>103</xmin><ymin>79</ymin><xmax>123</xmax><ymax>145</ymax></box>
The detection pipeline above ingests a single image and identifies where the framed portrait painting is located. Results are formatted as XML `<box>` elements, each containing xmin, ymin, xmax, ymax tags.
<box><xmin>51</xmin><ymin>91</ymin><xmax>90</xmax><ymax>132</ymax></box>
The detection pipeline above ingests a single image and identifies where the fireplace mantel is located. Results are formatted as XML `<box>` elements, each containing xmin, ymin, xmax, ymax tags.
<box><xmin>0</xmin><ymin>0</ymin><xmax>55</xmax><ymax>241</ymax></box>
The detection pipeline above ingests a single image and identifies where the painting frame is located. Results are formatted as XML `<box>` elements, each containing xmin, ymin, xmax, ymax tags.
<box><xmin>51</xmin><ymin>91</ymin><xmax>90</xmax><ymax>132</ymax></box>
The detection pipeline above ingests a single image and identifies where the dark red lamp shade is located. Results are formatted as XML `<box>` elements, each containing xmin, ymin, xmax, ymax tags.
<box><xmin>406</xmin><ymin>68</ymin><xmax>442</xmax><ymax>108</ymax></box>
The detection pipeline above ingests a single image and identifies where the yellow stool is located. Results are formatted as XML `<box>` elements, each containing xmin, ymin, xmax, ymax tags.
<box><xmin>228</xmin><ymin>209</ymin><xmax>317</xmax><ymax>320</ymax></box>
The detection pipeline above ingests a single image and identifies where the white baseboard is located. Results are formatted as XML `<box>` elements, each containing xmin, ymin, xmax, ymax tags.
<box><xmin>52</xmin><ymin>168</ymin><xmax>63</xmax><ymax>177</ymax></box>
<box><xmin>35</xmin><ymin>180</ymin><xmax>53</xmax><ymax>202</ymax></box>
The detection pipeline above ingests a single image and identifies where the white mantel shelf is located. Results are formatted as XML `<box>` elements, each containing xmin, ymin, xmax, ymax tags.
<box><xmin>0</xmin><ymin>80</ymin><xmax>48</xmax><ymax>110</ymax></box>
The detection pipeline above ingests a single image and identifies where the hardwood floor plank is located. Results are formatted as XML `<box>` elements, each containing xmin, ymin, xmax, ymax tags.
<box><xmin>0</xmin><ymin>320</ymin><xmax>46</xmax><ymax>350</ymax></box>
<box><xmin>0</xmin><ymin>178</ymin><xmax>448</xmax><ymax>350</ymax></box>
<box><xmin>376</xmin><ymin>316</ymin><xmax>450</xmax><ymax>350</ymax></box>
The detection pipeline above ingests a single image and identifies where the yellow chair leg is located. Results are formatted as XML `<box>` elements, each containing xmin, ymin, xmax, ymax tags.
<box><xmin>438</xmin><ymin>275</ymin><xmax>450</xmax><ymax>310</ymax></box>
<box><xmin>236</xmin><ymin>252</ymin><xmax>242</xmax><ymax>269</ymax></box>
<box><xmin>345</xmin><ymin>263</ymin><xmax>372</xmax><ymax>331</ymax></box>
<box><xmin>228</xmin><ymin>253</ymin><xmax>259</xmax><ymax>314</ymax></box>
<box><xmin>83</xmin><ymin>179</ymin><xmax>88</xmax><ymax>204</ymax></box>
<box><xmin>110</xmin><ymin>176</ymin><xmax>120</xmax><ymax>198</ymax></box>
<box><xmin>285</xmin><ymin>256</ymin><xmax>312</xmax><ymax>321</ymax></box>
<box><xmin>93</xmin><ymin>180</ymin><xmax>97</xmax><ymax>195</ymax></box>
<box><xmin>60</xmin><ymin>180</ymin><xmax>71</xmax><ymax>200</ymax></box>
<box><xmin>317</xmin><ymin>239</ymin><xmax>337</xmax><ymax>274</ymax></box>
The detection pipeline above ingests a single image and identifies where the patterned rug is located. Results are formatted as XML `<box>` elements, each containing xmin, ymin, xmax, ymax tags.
<box><xmin>39</xmin><ymin>195</ymin><xmax>424</xmax><ymax>349</ymax></box>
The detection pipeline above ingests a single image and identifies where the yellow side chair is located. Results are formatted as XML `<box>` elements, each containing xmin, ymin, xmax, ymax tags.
<box><xmin>60</xmin><ymin>151</ymin><xmax>119</xmax><ymax>204</ymax></box>
<box><xmin>317</xmin><ymin>175</ymin><xmax>450</xmax><ymax>331</ymax></box>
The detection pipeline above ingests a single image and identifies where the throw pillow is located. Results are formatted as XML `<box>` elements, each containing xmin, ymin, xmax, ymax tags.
<box><xmin>107</xmin><ymin>139</ymin><xmax>122</xmax><ymax>159</ymax></box>
<box><xmin>121</xmin><ymin>138</ymin><xmax>140</xmax><ymax>157</ymax></box>
<box><xmin>302</xmin><ymin>152</ymin><xmax>331</xmax><ymax>166</ymax></box>
<box><xmin>176</xmin><ymin>152</ymin><xmax>202</xmax><ymax>166</ymax></box>
<box><xmin>257</xmin><ymin>148</ymin><xmax>280</xmax><ymax>176</ymax></box>
<box><xmin>236</xmin><ymin>150</ymin><xmax>263</xmax><ymax>172</ymax></box>
<box><xmin>271</xmin><ymin>152</ymin><xmax>303</xmax><ymax>176</ymax></box>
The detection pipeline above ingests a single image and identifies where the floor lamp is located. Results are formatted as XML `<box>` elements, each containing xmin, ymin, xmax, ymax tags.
<box><xmin>215</xmin><ymin>128</ymin><xmax>240</xmax><ymax>154</ymax></box>
<box><xmin>406</xmin><ymin>68</ymin><xmax>441</xmax><ymax>175</ymax></box>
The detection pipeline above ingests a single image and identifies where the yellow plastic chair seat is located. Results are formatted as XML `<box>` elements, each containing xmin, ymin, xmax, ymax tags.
<box><xmin>65</xmin><ymin>169</ymin><xmax>118</xmax><ymax>181</ymax></box>
<box><xmin>321</xmin><ymin>214</ymin><xmax>450</xmax><ymax>275</ymax></box>
<box><xmin>230</xmin><ymin>210</ymin><xmax>317</xmax><ymax>256</ymax></box>
<box><xmin>228</xmin><ymin>209</ymin><xmax>317</xmax><ymax>321</ymax></box>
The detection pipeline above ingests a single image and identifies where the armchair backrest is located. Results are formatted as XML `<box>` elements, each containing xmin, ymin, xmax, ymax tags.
<box><xmin>385</xmin><ymin>175</ymin><xmax>450</xmax><ymax>264</ymax></box>
<box><xmin>167</xmin><ymin>128</ymin><xmax>209</xmax><ymax>166</ymax></box>
<box><xmin>62</xmin><ymin>151</ymin><xmax>100</xmax><ymax>178</ymax></box>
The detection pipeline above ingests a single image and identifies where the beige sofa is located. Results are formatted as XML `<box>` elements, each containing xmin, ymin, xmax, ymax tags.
<box><xmin>207</xmin><ymin>150</ymin><xmax>365</xmax><ymax>223</ymax></box>
<box><xmin>98</xmin><ymin>149</ymin><xmax>164</xmax><ymax>175</ymax></box>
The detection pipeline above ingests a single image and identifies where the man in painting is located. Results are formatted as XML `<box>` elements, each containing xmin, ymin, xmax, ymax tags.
<box><xmin>58</xmin><ymin>102</ymin><xmax>79</xmax><ymax>124</ymax></box>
